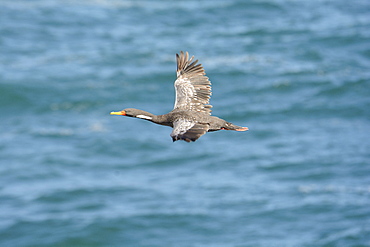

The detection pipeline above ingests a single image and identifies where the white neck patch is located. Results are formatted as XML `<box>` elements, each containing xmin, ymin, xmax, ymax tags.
<box><xmin>137</xmin><ymin>115</ymin><xmax>152</xmax><ymax>120</ymax></box>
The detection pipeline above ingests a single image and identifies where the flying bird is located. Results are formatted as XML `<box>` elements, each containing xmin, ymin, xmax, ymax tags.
<box><xmin>110</xmin><ymin>51</ymin><xmax>248</xmax><ymax>142</ymax></box>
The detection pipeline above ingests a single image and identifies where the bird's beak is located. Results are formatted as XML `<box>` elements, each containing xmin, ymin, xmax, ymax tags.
<box><xmin>110</xmin><ymin>111</ymin><xmax>126</xmax><ymax>116</ymax></box>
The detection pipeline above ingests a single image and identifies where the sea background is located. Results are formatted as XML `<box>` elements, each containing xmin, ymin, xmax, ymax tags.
<box><xmin>1</xmin><ymin>0</ymin><xmax>370</xmax><ymax>246</ymax></box>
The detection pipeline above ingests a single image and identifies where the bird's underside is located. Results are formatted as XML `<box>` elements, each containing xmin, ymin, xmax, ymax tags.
<box><xmin>171</xmin><ymin>120</ymin><xmax>209</xmax><ymax>142</ymax></box>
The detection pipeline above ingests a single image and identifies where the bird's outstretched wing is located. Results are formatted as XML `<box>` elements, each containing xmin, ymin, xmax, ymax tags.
<box><xmin>173</xmin><ymin>51</ymin><xmax>212</xmax><ymax>114</ymax></box>
<box><xmin>170</xmin><ymin>119</ymin><xmax>209</xmax><ymax>142</ymax></box>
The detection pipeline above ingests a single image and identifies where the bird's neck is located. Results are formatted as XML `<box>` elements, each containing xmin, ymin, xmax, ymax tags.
<box><xmin>131</xmin><ymin>109</ymin><xmax>173</xmax><ymax>126</ymax></box>
<box><xmin>133</xmin><ymin>110</ymin><xmax>156</xmax><ymax>121</ymax></box>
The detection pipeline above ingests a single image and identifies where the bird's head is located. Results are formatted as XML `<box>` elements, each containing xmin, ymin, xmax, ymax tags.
<box><xmin>110</xmin><ymin>108</ymin><xmax>135</xmax><ymax>117</ymax></box>
<box><xmin>110</xmin><ymin>108</ymin><xmax>153</xmax><ymax>120</ymax></box>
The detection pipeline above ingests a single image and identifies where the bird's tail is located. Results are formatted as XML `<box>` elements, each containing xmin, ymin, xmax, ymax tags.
<box><xmin>222</xmin><ymin>122</ymin><xmax>249</xmax><ymax>131</ymax></box>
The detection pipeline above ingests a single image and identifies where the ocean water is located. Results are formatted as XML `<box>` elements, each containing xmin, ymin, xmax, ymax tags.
<box><xmin>1</xmin><ymin>0</ymin><xmax>370</xmax><ymax>246</ymax></box>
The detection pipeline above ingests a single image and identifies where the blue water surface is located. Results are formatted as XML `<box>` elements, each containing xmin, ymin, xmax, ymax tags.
<box><xmin>1</xmin><ymin>0</ymin><xmax>370</xmax><ymax>246</ymax></box>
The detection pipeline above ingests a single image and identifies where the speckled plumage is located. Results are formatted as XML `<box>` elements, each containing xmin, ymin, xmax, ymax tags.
<box><xmin>174</xmin><ymin>51</ymin><xmax>212</xmax><ymax>115</ymax></box>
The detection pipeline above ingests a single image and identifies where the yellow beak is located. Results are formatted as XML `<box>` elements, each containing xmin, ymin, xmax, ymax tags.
<box><xmin>110</xmin><ymin>111</ymin><xmax>126</xmax><ymax>116</ymax></box>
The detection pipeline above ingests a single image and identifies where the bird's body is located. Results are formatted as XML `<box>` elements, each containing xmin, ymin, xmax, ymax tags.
<box><xmin>110</xmin><ymin>51</ymin><xmax>248</xmax><ymax>142</ymax></box>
